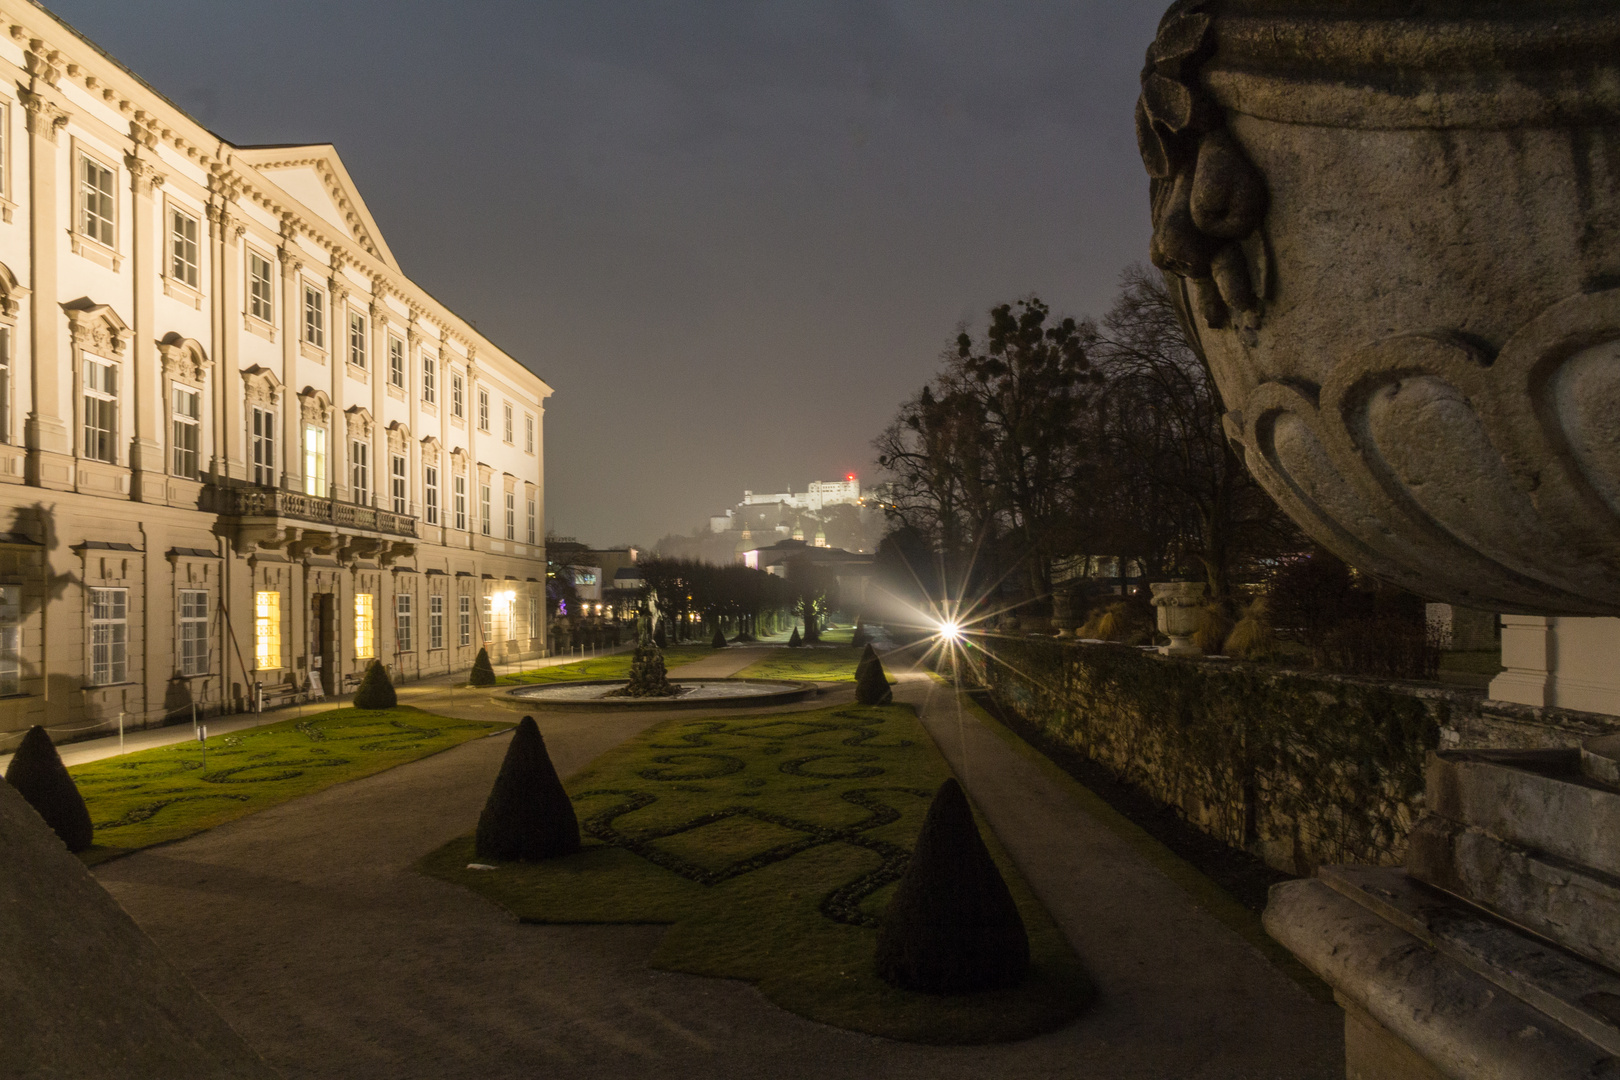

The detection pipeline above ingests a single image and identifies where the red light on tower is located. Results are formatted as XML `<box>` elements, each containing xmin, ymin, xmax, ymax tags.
<box><xmin>846</xmin><ymin>473</ymin><xmax>856</xmax><ymax>481</ymax></box>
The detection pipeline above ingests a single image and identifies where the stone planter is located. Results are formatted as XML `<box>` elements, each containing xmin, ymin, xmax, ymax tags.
<box><xmin>1149</xmin><ymin>580</ymin><xmax>1205</xmax><ymax>656</ymax></box>
<box><xmin>1138</xmin><ymin>0</ymin><xmax>1620</xmax><ymax>616</ymax></box>
<box><xmin>1050</xmin><ymin>592</ymin><xmax>1081</xmax><ymax>638</ymax></box>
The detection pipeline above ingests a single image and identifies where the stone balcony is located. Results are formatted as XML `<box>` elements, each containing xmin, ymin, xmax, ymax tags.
<box><xmin>211</xmin><ymin>486</ymin><xmax>418</xmax><ymax>565</ymax></box>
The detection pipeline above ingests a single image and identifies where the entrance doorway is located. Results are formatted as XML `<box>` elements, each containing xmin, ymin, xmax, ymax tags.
<box><xmin>314</xmin><ymin>594</ymin><xmax>337</xmax><ymax>697</ymax></box>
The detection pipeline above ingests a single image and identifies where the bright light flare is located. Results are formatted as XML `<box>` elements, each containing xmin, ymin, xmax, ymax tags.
<box><xmin>938</xmin><ymin>620</ymin><xmax>962</xmax><ymax>642</ymax></box>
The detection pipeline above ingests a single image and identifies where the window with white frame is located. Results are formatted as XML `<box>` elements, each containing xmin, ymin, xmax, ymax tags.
<box><xmin>482</xmin><ymin>594</ymin><xmax>493</xmax><ymax>641</ymax></box>
<box><xmin>422</xmin><ymin>353</ymin><xmax>437</xmax><ymax>405</ymax></box>
<box><xmin>429</xmin><ymin>594</ymin><xmax>444</xmax><ymax>650</ymax></box>
<box><xmin>88</xmin><ymin>587</ymin><xmax>127</xmax><ymax>685</ymax></box>
<box><xmin>390</xmin><ymin>454</ymin><xmax>406</xmax><ymax>515</ymax></box>
<box><xmin>505</xmin><ymin>491</ymin><xmax>515</xmax><ymax>540</ymax></box>
<box><xmin>480</xmin><ymin>483</ymin><xmax>491</xmax><ymax>536</ymax></box>
<box><xmin>248</xmin><ymin>250</ymin><xmax>274</xmax><ymax>322</ymax></box>
<box><xmin>0</xmin><ymin>585</ymin><xmax>20</xmax><ymax>695</ymax></box>
<box><xmin>354</xmin><ymin>593</ymin><xmax>375</xmax><ymax>660</ymax></box>
<box><xmin>502</xmin><ymin>402</ymin><xmax>513</xmax><ymax>443</ymax></box>
<box><xmin>527</xmin><ymin>498</ymin><xmax>536</xmax><ymax>545</ymax></box>
<box><xmin>350</xmin><ymin>440</ymin><xmax>369</xmax><ymax>504</ymax></box>
<box><xmin>170</xmin><ymin>206</ymin><xmax>200</xmax><ymax>288</ymax></box>
<box><xmin>82</xmin><ymin>357</ymin><xmax>118</xmax><ymax>463</ymax></box>
<box><xmin>303</xmin><ymin>282</ymin><xmax>325</xmax><ymax>348</ymax></box>
<box><xmin>528</xmin><ymin>595</ymin><xmax>538</xmax><ymax>643</ymax></box>
<box><xmin>348</xmin><ymin>310</ymin><xmax>367</xmax><ymax>369</ymax></box>
<box><xmin>179</xmin><ymin>589</ymin><xmax>209</xmax><ymax>676</ymax></box>
<box><xmin>477</xmin><ymin>388</ymin><xmax>489</xmax><ymax>431</ymax></box>
<box><xmin>388</xmin><ymin>336</ymin><xmax>405</xmax><ymax>388</ymax></box>
<box><xmin>0</xmin><ymin>327</ymin><xmax>13</xmax><ymax>445</ymax></box>
<box><xmin>424</xmin><ymin>465</ymin><xmax>439</xmax><ymax>525</ymax></box>
<box><xmin>254</xmin><ymin>590</ymin><xmax>281</xmax><ymax>669</ymax></box>
<box><xmin>450</xmin><ymin>371</ymin><xmax>463</xmax><ymax>418</ymax></box>
<box><xmin>453</xmin><ymin>474</ymin><xmax>466</xmax><ymax>531</ymax></box>
<box><xmin>79</xmin><ymin>153</ymin><xmax>115</xmax><ymax>248</ymax></box>
<box><xmin>303</xmin><ymin>424</ymin><xmax>327</xmax><ymax>497</ymax></box>
<box><xmin>171</xmin><ymin>385</ymin><xmax>200</xmax><ymax>479</ymax></box>
<box><xmin>396</xmin><ymin>593</ymin><xmax>412</xmax><ymax>653</ymax></box>
<box><xmin>524</xmin><ymin>414</ymin><xmax>534</xmax><ymax>454</ymax></box>
<box><xmin>251</xmin><ymin>406</ymin><xmax>276</xmax><ymax>487</ymax></box>
<box><xmin>458</xmin><ymin>594</ymin><xmax>471</xmax><ymax>646</ymax></box>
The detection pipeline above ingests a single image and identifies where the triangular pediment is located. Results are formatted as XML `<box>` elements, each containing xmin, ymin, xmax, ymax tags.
<box><xmin>233</xmin><ymin>144</ymin><xmax>398</xmax><ymax>270</ymax></box>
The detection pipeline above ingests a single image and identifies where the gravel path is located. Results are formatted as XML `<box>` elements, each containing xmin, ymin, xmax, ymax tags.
<box><xmin>94</xmin><ymin>674</ymin><xmax>1342</xmax><ymax>1079</ymax></box>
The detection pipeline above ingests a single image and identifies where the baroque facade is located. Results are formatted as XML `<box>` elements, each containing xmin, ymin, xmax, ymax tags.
<box><xmin>0</xmin><ymin>3</ymin><xmax>551</xmax><ymax>743</ymax></box>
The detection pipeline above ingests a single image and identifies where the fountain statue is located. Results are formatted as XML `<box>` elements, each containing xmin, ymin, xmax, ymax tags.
<box><xmin>1137</xmin><ymin>3</ymin><xmax>1620</xmax><ymax>1076</ymax></box>
<box><xmin>612</xmin><ymin>643</ymin><xmax>678</xmax><ymax>698</ymax></box>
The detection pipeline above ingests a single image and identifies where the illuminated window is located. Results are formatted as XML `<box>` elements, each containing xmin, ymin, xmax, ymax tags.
<box><xmin>254</xmin><ymin>590</ymin><xmax>281</xmax><ymax>669</ymax></box>
<box><xmin>354</xmin><ymin>592</ymin><xmax>375</xmax><ymax>659</ymax></box>
<box><xmin>303</xmin><ymin>424</ymin><xmax>327</xmax><ymax>497</ymax></box>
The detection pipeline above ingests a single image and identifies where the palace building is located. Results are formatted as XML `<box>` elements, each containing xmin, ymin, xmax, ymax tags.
<box><xmin>0</xmin><ymin>2</ymin><xmax>551</xmax><ymax>744</ymax></box>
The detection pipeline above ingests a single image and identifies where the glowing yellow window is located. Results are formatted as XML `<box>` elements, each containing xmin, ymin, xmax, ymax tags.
<box><xmin>354</xmin><ymin>593</ymin><xmax>375</xmax><ymax>660</ymax></box>
<box><xmin>254</xmin><ymin>590</ymin><xmax>281</xmax><ymax>670</ymax></box>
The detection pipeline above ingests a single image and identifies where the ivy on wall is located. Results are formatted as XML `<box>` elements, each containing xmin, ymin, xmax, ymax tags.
<box><xmin>972</xmin><ymin>640</ymin><xmax>1442</xmax><ymax>874</ymax></box>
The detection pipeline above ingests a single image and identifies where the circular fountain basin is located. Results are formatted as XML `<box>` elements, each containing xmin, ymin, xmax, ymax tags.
<box><xmin>497</xmin><ymin>678</ymin><xmax>819</xmax><ymax>711</ymax></box>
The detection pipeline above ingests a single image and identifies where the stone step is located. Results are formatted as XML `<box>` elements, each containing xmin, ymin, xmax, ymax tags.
<box><xmin>1318</xmin><ymin>864</ymin><xmax>1620</xmax><ymax>1058</ymax></box>
<box><xmin>1407</xmin><ymin>814</ymin><xmax>1620</xmax><ymax>975</ymax></box>
<box><xmin>1426</xmin><ymin>749</ymin><xmax>1620</xmax><ymax>878</ymax></box>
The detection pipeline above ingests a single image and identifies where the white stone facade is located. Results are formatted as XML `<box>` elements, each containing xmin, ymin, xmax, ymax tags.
<box><xmin>0</xmin><ymin>4</ymin><xmax>552</xmax><ymax>744</ymax></box>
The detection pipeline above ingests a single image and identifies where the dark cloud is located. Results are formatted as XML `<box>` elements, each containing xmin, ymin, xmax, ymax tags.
<box><xmin>51</xmin><ymin>0</ymin><xmax>1165</xmax><ymax>545</ymax></box>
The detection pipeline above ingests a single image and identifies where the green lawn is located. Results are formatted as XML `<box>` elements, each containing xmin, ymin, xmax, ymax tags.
<box><xmin>817</xmin><ymin>624</ymin><xmax>855</xmax><ymax>645</ymax></box>
<box><xmin>72</xmin><ymin>706</ymin><xmax>509</xmax><ymax>864</ymax></box>
<box><xmin>733</xmin><ymin>645</ymin><xmax>866</xmax><ymax>682</ymax></box>
<box><xmin>496</xmin><ymin>645</ymin><xmax>710</xmax><ymax>686</ymax></box>
<box><xmin>421</xmin><ymin>703</ymin><xmax>1091</xmax><ymax>1044</ymax></box>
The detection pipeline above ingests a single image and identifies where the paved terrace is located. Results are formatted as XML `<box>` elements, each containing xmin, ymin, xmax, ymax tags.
<box><xmin>88</xmin><ymin>647</ymin><xmax>1342</xmax><ymax>1079</ymax></box>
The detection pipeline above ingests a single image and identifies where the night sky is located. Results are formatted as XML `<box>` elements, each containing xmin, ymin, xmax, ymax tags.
<box><xmin>47</xmin><ymin>0</ymin><xmax>1166</xmax><ymax>546</ymax></box>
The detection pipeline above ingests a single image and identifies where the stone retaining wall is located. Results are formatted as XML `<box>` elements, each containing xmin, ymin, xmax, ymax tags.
<box><xmin>969</xmin><ymin>639</ymin><xmax>1620</xmax><ymax>876</ymax></box>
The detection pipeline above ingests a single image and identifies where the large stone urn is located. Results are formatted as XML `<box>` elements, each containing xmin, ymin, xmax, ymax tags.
<box><xmin>1148</xmin><ymin>580</ymin><xmax>1205</xmax><ymax>656</ymax></box>
<box><xmin>1138</xmin><ymin>3</ymin><xmax>1620</xmax><ymax>1077</ymax></box>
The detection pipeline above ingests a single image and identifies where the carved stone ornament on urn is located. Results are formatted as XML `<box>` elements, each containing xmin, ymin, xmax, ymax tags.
<box><xmin>1148</xmin><ymin>580</ymin><xmax>1204</xmax><ymax>656</ymax></box>
<box><xmin>1138</xmin><ymin>3</ymin><xmax>1620</xmax><ymax>1077</ymax></box>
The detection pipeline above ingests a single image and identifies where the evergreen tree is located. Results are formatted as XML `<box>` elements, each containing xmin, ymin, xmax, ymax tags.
<box><xmin>475</xmin><ymin>716</ymin><xmax>581</xmax><ymax>861</ymax></box>
<box><xmin>711</xmin><ymin>624</ymin><xmax>727</xmax><ymax>649</ymax></box>
<box><xmin>787</xmin><ymin>626</ymin><xmax>802</xmax><ymax>648</ymax></box>
<box><xmin>469</xmin><ymin>647</ymin><xmax>496</xmax><ymax>686</ymax></box>
<box><xmin>4</xmin><ymin>726</ymin><xmax>93</xmax><ymax>853</ymax></box>
<box><xmin>353</xmin><ymin>660</ymin><xmax>397</xmax><ymax>709</ymax></box>
<box><xmin>855</xmin><ymin>646</ymin><xmax>893</xmax><ymax>705</ymax></box>
<box><xmin>876</xmin><ymin>778</ymin><xmax>1028</xmax><ymax>993</ymax></box>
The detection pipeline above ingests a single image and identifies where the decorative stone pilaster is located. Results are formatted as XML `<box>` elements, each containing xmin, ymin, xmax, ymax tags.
<box><xmin>21</xmin><ymin>89</ymin><xmax>70</xmax><ymax>481</ymax></box>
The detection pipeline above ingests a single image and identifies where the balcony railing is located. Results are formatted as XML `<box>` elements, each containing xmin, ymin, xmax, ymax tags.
<box><xmin>217</xmin><ymin>487</ymin><xmax>419</xmax><ymax>538</ymax></box>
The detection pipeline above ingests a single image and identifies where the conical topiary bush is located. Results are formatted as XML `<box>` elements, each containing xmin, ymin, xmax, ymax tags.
<box><xmin>787</xmin><ymin>626</ymin><xmax>802</xmax><ymax>648</ymax></box>
<box><xmin>469</xmin><ymin>647</ymin><xmax>496</xmax><ymax>686</ymax></box>
<box><xmin>855</xmin><ymin>645</ymin><xmax>892</xmax><ymax>705</ymax></box>
<box><xmin>851</xmin><ymin>621</ymin><xmax>870</xmax><ymax>650</ymax></box>
<box><xmin>711</xmin><ymin>624</ymin><xmax>727</xmax><ymax>649</ymax></box>
<box><xmin>353</xmin><ymin>660</ymin><xmax>397</xmax><ymax>709</ymax></box>
<box><xmin>875</xmin><ymin>777</ymin><xmax>1028</xmax><ymax>994</ymax></box>
<box><xmin>475</xmin><ymin>716</ymin><xmax>580</xmax><ymax>861</ymax></box>
<box><xmin>5</xmin><ymin>726</ymin><xmax>93</xmax><ymax>853</ymax></box>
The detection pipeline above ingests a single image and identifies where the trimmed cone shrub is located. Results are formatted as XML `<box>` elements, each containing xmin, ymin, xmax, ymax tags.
<box><xmin>475</xmin><ymin>716</ymin><xmax>580</xmax><ymax>861</ymax></box>
<box><xmin>851</xmin><ymin>622</ymin><xmax>870</xmax><ymax>650</ymax></box>
<box><xmin>353</xmin><ymin>660</ymin><xmax>397</xmax><ymax>709</ymax></box>
<box><xmin>876</xmin><ymin>778</ymin><xmax>1028</xmax><ymax>994</ymax></box>
<box><xmin>787</xmin><ymin>627</ymin><xmax>803</xmax><ymax>648</ymax></box>
<box><xmin>855</xmin><ymin>645</ymin><xmax>892</xmax><ymax>705</ymax></box>
<box><xmin>5</xmin><ymin>725</ymin><xmax>93</xmax><ymax>853</ymax></box>
<box><xmin>711</xmin><ymin>625</ymin><xmax>727</xmax><ymax>649</ymax></box>
<box><xmin>469</xmin><ymin>647</ymin><xmax>496</xmax><ymax>686</ymax></box>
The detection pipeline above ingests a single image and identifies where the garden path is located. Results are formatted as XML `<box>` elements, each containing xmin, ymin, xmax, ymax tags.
<box><xmin>92</xmin><ymin>675</ymin><xmax>1342</xmax><ymax>1079</ymax></box>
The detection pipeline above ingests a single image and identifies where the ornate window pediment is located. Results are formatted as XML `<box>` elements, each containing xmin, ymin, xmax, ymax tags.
<box><xmin>297</xmin><ymin>387</ymin><xmax>331</xmax><ymax>426</ymax></box>
<box><xmin>385</xmin><ymin>420</ymin><xmax>410</xmax><ymax>455</ymax></box>
<box><xmin>0</xmin><ymin>263</ymin><xmax>30</xmax><ymax>319</ymax></box>
<box><xmin>242</xmin><ymin>365</ymin><xmax>283</xmax><ymax>407</ymax></box>
<box><xmin>420</xmin><ymin>435</ymin><xmax>441</xmax><ymax>464</ymax></box>
<box><xmin>157</xmin><ymin>334</ymin><xmax>211</xmax><ymax>385</ymax></box>
<box><xmin>63</xmin><ymin>300</ymin><xmax>128</xmax><ymax>357</ymax></box>
<box><xmin>344</xmin><ymin>405</ymin><xmax>373</xmax><ymax>440</ymax></box>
